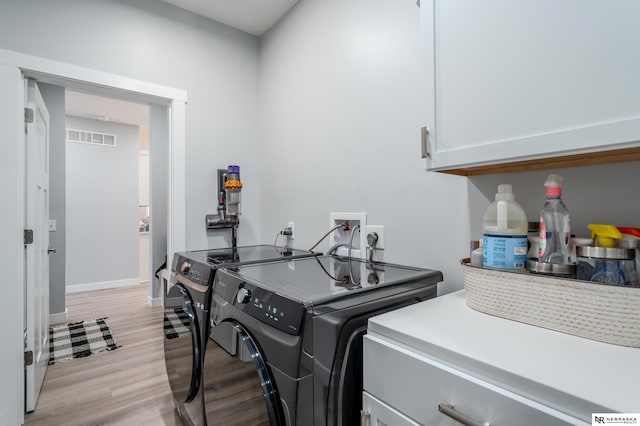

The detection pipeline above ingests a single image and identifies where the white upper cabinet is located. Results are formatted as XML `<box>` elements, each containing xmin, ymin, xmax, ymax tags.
<box><xmin>421</xmin><ymin>0</ymin><xmax>640</xmax><ymax>174</ymax></box>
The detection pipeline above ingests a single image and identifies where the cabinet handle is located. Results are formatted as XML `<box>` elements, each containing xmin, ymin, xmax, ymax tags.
<box><xmin>360</xmin><ymin>410</ymin><xmax>370</xmax><ymax>426</ymax></box>
<box><xmin>438</xmin><ymin>403</ymin><xmax>490</xmax><ymax>426</ymax></box>
<box><xmin>421</xmin><ymin>126</ymin><xmax>430</xmax><ymax>158</ymax></box>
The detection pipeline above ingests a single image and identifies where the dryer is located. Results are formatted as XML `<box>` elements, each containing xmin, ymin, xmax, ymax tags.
<box><xmin>204</xmin><ymin>255</ymin><xmax>443</xmax><ymax>425</ymax></box>
<box><xmin>163</xmin><ymin>245</ymin><xmax>319</xmax><ymax>426</ymax></box>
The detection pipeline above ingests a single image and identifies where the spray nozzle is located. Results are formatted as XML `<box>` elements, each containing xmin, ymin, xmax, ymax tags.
<box><xmin>544</xmin><ymin>174</ymin><xmax>563</xmax><ymax>197</ymax></box>
<box><xmin>588</xmin><ymin>224</ymin><xmax>622</xmax><ymax>248</ymax></box>
<box><xmin>544</xmin><ymin>174</ymin><xmax>563</xmax><ymax>187</ymax></box>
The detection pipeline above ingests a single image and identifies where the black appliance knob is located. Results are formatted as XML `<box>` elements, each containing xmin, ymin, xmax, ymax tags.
<box><xmin>180</xmin><ymin>261</ymin><xmax>191</xmax><ymax>273</ymax></box>
<box><xmin>236</xmin><ymin>288</ymin><xmax>251</xmax><ymax>304</ymax></box>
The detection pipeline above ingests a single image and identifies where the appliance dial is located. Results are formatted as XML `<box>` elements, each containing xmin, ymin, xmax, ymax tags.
<box><xmin>236</xmin><ymin>288</ymin><xmax>251</xmax><ymax>304</ymax></box>
<box><xmin>180</xmin><ymin>261</ymin><xmax>191</xmax><ymax>274</ymax></box>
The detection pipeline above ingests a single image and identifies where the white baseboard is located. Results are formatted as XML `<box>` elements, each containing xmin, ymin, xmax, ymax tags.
<box><xmin>49</xmin><ymin>309</ymin><xmax>68</xmax><ymax>325</ymax></box>
<box><xmin>66</xmin><ymin>278</ymin><xmax>141</xmax><ymax>293</ymax></box>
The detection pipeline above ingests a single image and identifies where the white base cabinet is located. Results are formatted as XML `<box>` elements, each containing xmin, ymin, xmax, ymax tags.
<box><xmin>363</xmin><ymin>291</ymin><xmax>639</xmax><ymax>426</ymax></box>
<box><xmin>363</xmin><ymin>334</ymin><xmax>585</xmax><ymax>426</ymax></box>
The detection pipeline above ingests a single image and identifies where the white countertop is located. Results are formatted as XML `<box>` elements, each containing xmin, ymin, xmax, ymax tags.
<box><xmin>367</xmin><ymin>290</ymin><xmax>640</xmax><ymax>417</ymax></box>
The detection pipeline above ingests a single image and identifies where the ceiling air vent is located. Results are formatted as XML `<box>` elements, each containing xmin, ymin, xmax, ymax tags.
<box><xmin>66</xmin><ymin>128</ymin><xmax>117</xmax><ymax>147</ymax></box>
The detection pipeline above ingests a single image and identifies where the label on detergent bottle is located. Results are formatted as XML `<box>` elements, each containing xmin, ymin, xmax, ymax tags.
<box><xmin>483</xmin><ymin>234</ymin><xmax>528</xmax><ymax>270</ymax></box>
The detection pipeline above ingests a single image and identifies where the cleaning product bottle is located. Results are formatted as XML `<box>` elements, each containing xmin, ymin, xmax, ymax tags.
<box><xmin>538</xmin><ymin>174</ymin><xmax>571</xmax><ymax>264</ymax></box>
<box><xmin>617</xmin><ymin>227</ymin><xmax>640</xmax><ymax>284</ymax></box>
<box><xmin>577</xmin><ymin>224</ymin><xmax>637</xmax><ymax>285</ymax></box>
<box><xmin>482</xmin><ymin>184</ymin><xmax>528</xmax><ymax>270</ymax></box>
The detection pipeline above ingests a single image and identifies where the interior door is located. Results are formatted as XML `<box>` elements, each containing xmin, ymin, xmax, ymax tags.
<box><xmin>24</xmin><ymin>78</ymin><xmax>50</xmax><ymax>412</ymax></box>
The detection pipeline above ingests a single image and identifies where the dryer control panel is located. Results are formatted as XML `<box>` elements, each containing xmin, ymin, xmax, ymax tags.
<box><xmin>172</xmin><ymin>254</ymin><xmax>215</xmax><ymax>290</ymax></box>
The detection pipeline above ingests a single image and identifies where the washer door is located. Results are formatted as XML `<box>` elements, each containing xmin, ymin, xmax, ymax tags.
<box><xmin>205</xmin><ymin>321</ymin><xmax>285</xmax><ymax>425</ymax></box>
<box><xmin>164</xmin><ymin>283</ymin><xmax>202</xmax><ymax>404</ymax></box>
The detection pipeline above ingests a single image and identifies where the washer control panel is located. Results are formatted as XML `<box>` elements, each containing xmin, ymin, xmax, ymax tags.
<box><xmin>237</xmin><ymin>283</ymin><xmax>305</xmax><ymax>335</ymax></box>
<box><xmin>214</xmin><ymin>270</ymin><xmax>305</xmax><ymax>336</ymax></box>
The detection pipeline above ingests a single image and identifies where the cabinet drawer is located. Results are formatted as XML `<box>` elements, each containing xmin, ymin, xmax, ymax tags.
<box><xmin>363</xmin><ymin>392</ymin><xmax>420</xmax><ymax>426</ymax></box>
<box><xmin>363</xmin><ymin>334</ymin><xmax>588</xmax><ymax>425</ymax></box>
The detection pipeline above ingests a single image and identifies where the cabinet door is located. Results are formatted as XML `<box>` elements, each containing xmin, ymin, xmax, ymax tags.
<box><xmin>421</xmin><ymin>0</ymin><xmax>640</xmax><ymax>171</ymax></box>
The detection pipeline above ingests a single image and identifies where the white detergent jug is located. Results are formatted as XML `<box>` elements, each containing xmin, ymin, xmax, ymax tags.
<box><xmin>482</xmin><ymin>184</ymin><xmax>528</xmax><ymax>270</ymax></box>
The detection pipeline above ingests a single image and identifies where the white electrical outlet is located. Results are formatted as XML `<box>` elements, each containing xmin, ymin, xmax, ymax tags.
<box><xmin>329</xmin><ymin>212</ymin><xmax>367</xmax><ymax>258</ymax></box>
<box><xmin>288</xmin><ymin>221</ymin><xmax>295</xmax><ymax>239</ymax></box>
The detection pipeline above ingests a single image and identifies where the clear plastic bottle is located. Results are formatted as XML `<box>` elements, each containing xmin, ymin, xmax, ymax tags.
<box><xmin>538</xmin><ymin>174</ymin><xmax>571</xmax><ymax>264</ymax></box>
<box><xmin>482</xmin><ymin>184</ymin><xmax>528</xmax><ymax>270</ymax></box>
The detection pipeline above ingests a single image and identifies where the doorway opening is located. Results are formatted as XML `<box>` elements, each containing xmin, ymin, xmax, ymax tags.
<box><xmin>63</xmin><ymin>89</ymin><xmax>153</xmax><ymax>302</ymax></box>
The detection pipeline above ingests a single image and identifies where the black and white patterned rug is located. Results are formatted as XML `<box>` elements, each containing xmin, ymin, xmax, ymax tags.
<box><xmin>49</xmin><ymin>317</ymin><xmax>119</xmax><ymax>365</ymax></box>
<box><xmin>164</xmin><ymin>308</ymin><xmax>191</xmax><ymax>339</ymax></box>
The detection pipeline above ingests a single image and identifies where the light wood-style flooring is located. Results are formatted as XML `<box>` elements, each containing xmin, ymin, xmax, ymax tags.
<box><xmin>24</xmin><ymin>285</ymin><xmax>183</xmax><ymax>426</ymax></box>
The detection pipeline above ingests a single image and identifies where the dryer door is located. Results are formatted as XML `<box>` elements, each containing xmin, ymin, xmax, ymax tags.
<box><xmin>164</xmin><ymin>283</ymin><xmax>202</xmax><ymax>404</ymax></box>
<box><xmin>205</xmin><ymin>320</ymin><xmax>285</xmax><ymax>425</ymax></box>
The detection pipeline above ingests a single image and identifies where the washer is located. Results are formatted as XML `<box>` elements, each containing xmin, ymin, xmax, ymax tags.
<box><xmin>205</xmin><ymin>255</ymin><xmax>442</xmax><ymax>425</ymax></box>
<box><xmin>163</xmin><ymin>245</ymin><xmax>319</xmax><ymax>426</ymax></box>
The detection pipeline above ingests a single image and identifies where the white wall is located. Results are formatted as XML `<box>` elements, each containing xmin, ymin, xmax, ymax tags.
<box><xmin>259</xmin><ymin>0</ymin><xmax>469</xmax><ymax>293</ymax></box>
<box><xmin>0</xmin><ymin>0</ymin><xmax>262</xmax><ymax>250</ymax></box>
<box><xmin>65</xmin><ymin>116</ymin><xmax>139</xmax><ymax>288</ymax></box>
<box><xmin>468</xmin><ymin>162</ymin><xmax>640</xmax><ymax>241</ymax></box>
<box><xmin>149</xmin><ymin>104</ymin><xmax>169</xmax><ymax>301</ymax></box>
<box><xmin>38</xmin><ymin>83</ymin><xmax>67</xmax><ymax>317</ymax></box>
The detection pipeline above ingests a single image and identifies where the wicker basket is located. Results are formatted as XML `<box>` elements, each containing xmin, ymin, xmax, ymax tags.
<box><xmin>462</xmin><ymin>259</ymin><xmax>640</xmax><ymax>347</ymax></box>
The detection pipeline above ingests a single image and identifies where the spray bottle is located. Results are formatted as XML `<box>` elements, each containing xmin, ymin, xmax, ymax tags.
<box><xmin>538</xmin><ymin>174</ymin><xmax>571</xmax><ymax>264</ymax></box>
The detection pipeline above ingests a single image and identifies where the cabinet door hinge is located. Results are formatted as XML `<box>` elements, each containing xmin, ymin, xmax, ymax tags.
<box><xmin>24</xmin><ymin>350</ymin><xmax>33</xmax><ymax>367</ymax></box>
<box><xmin>421</xmin><ymin>126</ymin><xmax>430</xmax><ymax>158</ymax></box>
<box><xmin>24</xmin><ymin>229</ymin><xmax>34</xmax><ymax>245</ymax></box>
<box><xmin>25</xmin><ymin>107</ymin><xmax>34</xmax><ymax>124</ymax></box>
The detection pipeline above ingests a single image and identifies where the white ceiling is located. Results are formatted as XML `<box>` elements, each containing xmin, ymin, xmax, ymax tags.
<box><xmin>158</xmin><ymin>0</ymin><xmax>299</xmax><ymax>36</ymax></box>
<box><xmin>65</xmin><ymin>90</ymin><xmax>150</xmax><ymax>152</ymax></box>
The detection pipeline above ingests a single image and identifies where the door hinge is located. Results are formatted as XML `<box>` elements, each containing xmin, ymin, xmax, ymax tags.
<box><xmin>25</xmin><ymin>107</ymin><xmax>34</xmax><ymax>124</ymax></box>
<box><xmin>24</xmin><ymin>350</ymin><xmax>33</xmax><ymax>367</ymax></box>
<box><xmin>24</xmin><ymin>229</ymin><xmax>34</xmax><ymax>245</ymax></box>
<box><xmin>421</xmin><ymin>126</ymin><xmax>430</xmax><ymax>158</ymax></box>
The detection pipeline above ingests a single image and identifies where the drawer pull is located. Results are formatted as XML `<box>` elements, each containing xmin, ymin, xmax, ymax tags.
<box><xmin>438</xmin><ymin>403</ymin><xmax>490</xmax><ymax>426</ymax></box>
<box><xmin>360</xmin><ymin>410</ymin><xmax>370</xmax><ymax>426</ymax></box>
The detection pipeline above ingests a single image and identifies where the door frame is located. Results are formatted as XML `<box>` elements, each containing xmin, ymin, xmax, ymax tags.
<box><xmin>0</xmin><ymin>48</ymin><xmax>187</xmax><ymax>425</ymax></box>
